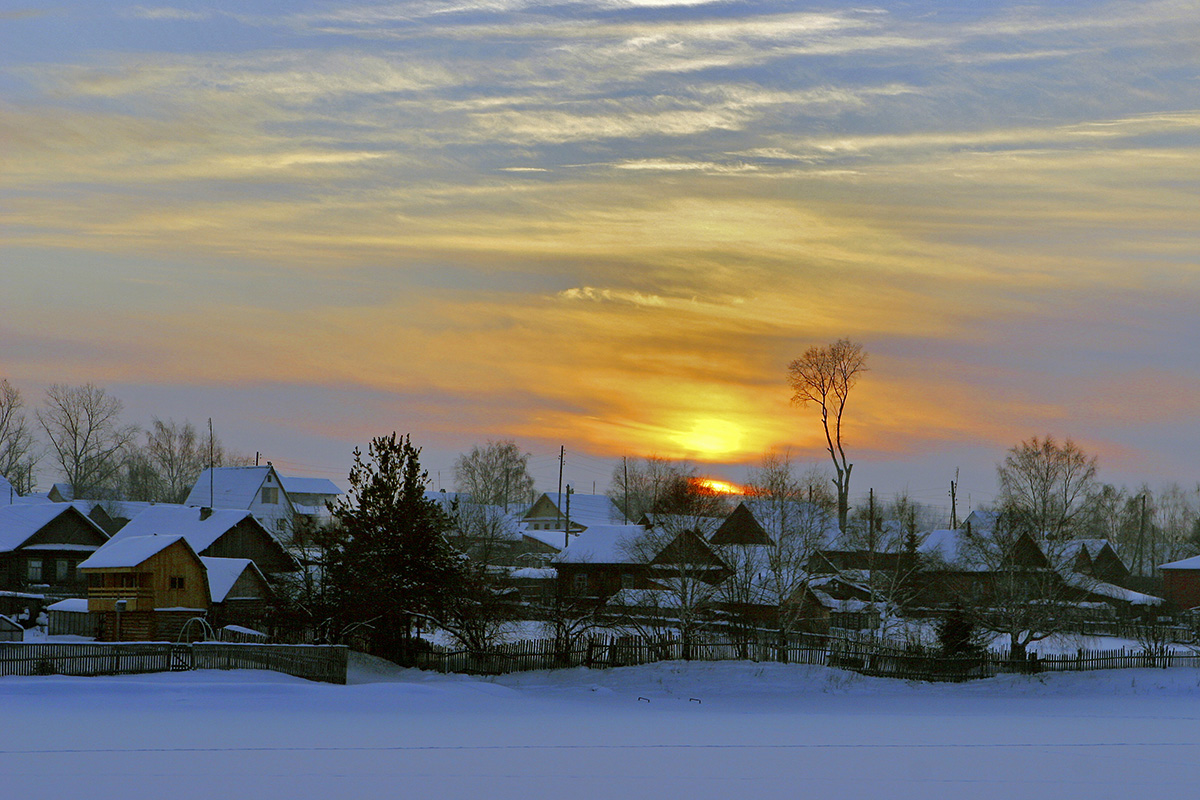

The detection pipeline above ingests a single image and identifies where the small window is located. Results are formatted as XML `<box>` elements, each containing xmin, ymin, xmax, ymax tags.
<box><xmin>56</xmin><ymin>559</ymin><xmax>69</xmax><ymax>581</ymax></box>
<box><xmin>27</xmin><ymin>559</ymin><xmax>42</xmax><ymax>582</ymax></box>
<box><xmin>169</xmin><ymin>576</ymin><xmax>186</xmax><ymax>590</ymax></box>
<box><xmin>573</xmin><ymin>572</ymin><xmax>588</xmax><ymax>593</ymax></box>
<box><xmin>261</xmin><ymin>486</ymin><xmax>279</xmax><ymax>504</ymax></box>
<box><xmin>621</xmin><ymin>572</ymin><xmax>636</xmax><ymax>590</ymax></box>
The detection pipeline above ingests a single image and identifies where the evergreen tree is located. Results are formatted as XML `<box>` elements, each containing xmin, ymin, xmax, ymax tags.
<box><xmin>326</xmin><ymin>433</ymin><xmax>463</xmax><ymax>659</ymax></box>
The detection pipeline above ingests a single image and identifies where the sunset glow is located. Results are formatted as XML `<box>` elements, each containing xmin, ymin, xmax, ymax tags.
<box><xmin>693</xmin><ymin>478</ymin><xmax>746</xmax><ymax>497</ymax></box>
<box><xmin>3</xmin><ymin>1</ymin><xmax>1200</xmax><ymax>499</ymax></box>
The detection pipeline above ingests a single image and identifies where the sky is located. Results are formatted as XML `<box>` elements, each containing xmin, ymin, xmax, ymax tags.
<box><xmin>2</xmin><ymin>0</ymin><xmax>1200</xmax><ymax>513</ymax></box>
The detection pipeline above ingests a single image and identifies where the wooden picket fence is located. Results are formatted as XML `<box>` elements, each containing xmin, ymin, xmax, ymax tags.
<box><xmin>0</xmin><ymin>641</ymin><xmax>349</xmax><ymax>684</ymax></box>
<box><xmin>408</xmin><ymin>630</ymin><xmax>1200</xmax><ymax>683</ymax></box>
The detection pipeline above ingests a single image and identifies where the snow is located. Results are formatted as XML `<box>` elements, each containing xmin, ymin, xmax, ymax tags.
<box><xmin>112</xmin><ymin>505</ymin><xmax>258</xmax><ymax>552</ymax></box>
<box><xmin>4</xmin><ymin>658</ymin><xmax>1200</xmax><ymax>798</ymax></box>
<box><xmin>0</xmin><ymin>504</ymin><xmax>90</xmax><ymax>552</ymax></box>
<box><xmin>45</xmin><ymin>598</ymin><xmax>89</xmax><ymax>613</ymax></box>
<box><xmin>554</xmin><ymin>524</ymin><xmax>644</xmax><ymax>563</ymax></box>
<box><xmin>199</xmin><ymin>556</ymin><xmax>259</xmax><ymax>603</ymax></box>
<box><xmin>77</xmin><ymin>533</ymin><xmax>187</xmax><ymax>569</ymax></box>
<box><xmin>1160</xmin><ymin>554</ymin><xmax>1200</xmax><ymax>570</ymax></box>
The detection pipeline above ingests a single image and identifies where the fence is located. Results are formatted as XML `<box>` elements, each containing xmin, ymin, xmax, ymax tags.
<box><xmin>0</xmin><ymin>641</ymin><xmax>348</xmax><ymax>684</ymax></box>
<box><xmin>405</xmin><ymin>629</ymin><xmax>1200</xmax><ymax>683</ymax></box>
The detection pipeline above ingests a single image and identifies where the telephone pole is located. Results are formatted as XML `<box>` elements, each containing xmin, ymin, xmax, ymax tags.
<box><xmin>556</xmin><ymin>445</ymin><xmax>565</xmax><ymax>530</ymax></box>
<box><xmin>949</xmin><ymin>468</ymin><xmax>959</xmax><ymax>529</ymax></box>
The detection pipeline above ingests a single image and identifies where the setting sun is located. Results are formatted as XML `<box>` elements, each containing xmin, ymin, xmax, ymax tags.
<box><xmin>671</xmin><ymin>419</ymin><xmax>744</xmax><ymax>459</ymax></box>
<box><xmin>693</xmin><ymin>477</ymin><xmax>745</xmax><ymax>495</ymax></box>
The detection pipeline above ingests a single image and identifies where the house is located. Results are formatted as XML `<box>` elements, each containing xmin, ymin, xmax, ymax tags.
<box><xmin>202</xmin><ymin>557</ymin><xmax>273</xmax><ymax>629</ymax></box>
<box><xmin>184</xmin><ymin>464</ymin><xmax>297</xmax><ymax>541</ymax></box>
<box><xmin>280</xmin><ymin>475</ymin><xmax>343</xmax><ymax>529</ymax></box>
<box><xmin>0</xmin><ymin>614</ymin><xmax>22</xmax><ymax>641</ymax></box>
<box><xmin>1158</xmin><ymin>555</ymin><xmax>1200</xmax><ymax>611</ymax></box>
<box><xmin>1061</xmin><ymin>539</ymin><xmax>1134</xmax><ymax>587</ymax></box>
<box><xmin>108</xmin><ymin>505</ymin><xmax>295</xmax><ymax>574</ymax></box>
<box><xmin>79</xmin><ymin>534</ymin><xmax>211</xmax><ymax>642</ymax></box>
<box><xmin>0</xmin><ymin>504</ymin><xmax>110</xmax><ymax>597</ymax></box>
<box><xmin>552</xmin><ymin>524</ymin><xmax>647</xmax><ymax>600</ymax></box>
<box><xmin>523</xmin><ymin>492</ymin><xmax>621</xmax><ymax>533</ymax></box>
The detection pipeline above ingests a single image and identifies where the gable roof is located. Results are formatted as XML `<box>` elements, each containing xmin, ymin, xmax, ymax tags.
<box><xmin>0</xmin><ymin>475</ymin><xmax>17</xmax><ymax>505</ymax></box>
<box><xmin>200</xmin><ymin>557</ymin><xmax>266</xmax><ymax>603</ymax></box>
<box><xmin>184</xmin><ymin>466</ymin><xmax>275</xmax><ymax>509</ymax></box>
<box><xmin>553</xmin><ymin>524</ymin><xmax>645</xmax><ymax>564</ymax></box>
<box><xmin>526</xmin><ymin>493</ymin><xmax>620</xmax><ymax>527</ymax></box>
<box><xmin>0</xmin><ymin>504</ymin><xmax>107</xmax><ymax>553</ymax></box>
<box><xmin>79</xmin><ymin>534</ymin><xmax>193</xmax><ymax>570</ymax></box>
<box><xmin>109</xmin><ymin>505</ymin><xmax>263</xmax><ymax>553</ymax></box>
<box><xmin>280</xmin><ymin>476</ymin><xmax>342</xmax><ymax>496</ymax></box>
<box><xmin>1160</xmin><ymin>554</ymin><xmax>1200</xmax><ymax>570</ymax></box>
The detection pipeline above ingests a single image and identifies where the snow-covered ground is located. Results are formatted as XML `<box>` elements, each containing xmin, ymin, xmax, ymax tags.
<box><xmin>4</xmin><ymin>655</ymin><xmax>1200</xmax><ymax>799</ymax></box>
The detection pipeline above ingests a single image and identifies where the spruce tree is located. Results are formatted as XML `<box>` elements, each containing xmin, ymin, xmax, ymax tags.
<box><xmin>327</xmin><ymin>433</ymin><xmax>463</xmax><ymax>659</ymax></box>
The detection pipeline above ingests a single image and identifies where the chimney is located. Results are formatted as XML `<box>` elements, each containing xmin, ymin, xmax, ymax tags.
<box><xmin>200</xmin><ymin>507</ymin><xmax>213</xmax><ymax>521</ymax></box>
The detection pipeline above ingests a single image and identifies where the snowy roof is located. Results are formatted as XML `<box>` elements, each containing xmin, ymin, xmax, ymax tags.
<box><xmin>110</xmin><ymin>505</ymin><xmax>260</xmax><ymax>553</ymax></box>
<box><xmin>0</xmin><ymin>475</ymin><xmax>17</xmax><ymax>505</ymax></box>
<box><xmin>449</xmin><ymin>502</ymin><xmax>526</xmax><ymax>540</ymax></box>
<box><xmin>79</xmin><ymin>534</ymin><xmax>191</xmax><ymax>570</ymax></box>
<box><xmin>740</xmin><ymin>499</ymin><xmax>839</xmax><ymax>543</ymax></box>
<box><xmin>1062</xmin><ymin>573</ymin><xmax>1163</xmax><ymax>606</ymax></box>
<box><xmin>200</xmin><ymin>557</ymin><xmax>263</xmax><ymax>603</ymax></box>
<box><xmin>184</xmin><ymin>466</ymin><xmax>274</xmax><ymax>509</ymax></box>
<box><xmin>508</xmin><ymin>567</ymin><xmax>557</xmax><ymax>580</ymax></box>
<box><xmin>643</xmin><ymin>513</ymin><xmax>724</xmax><ymax>537</ymax></box>
<box><xmin>280</xmin><ymin>476</ymin><xmax>342</xmax><ymax>496</ymax></box>
<box><xmin>46</xmin><ymin>598</ymin><xmax>89</xmax><ymax>613</ymax></box>
<box><xmin>553</xmin><ymin>524</ymin><xmax>645</xmax><ymax>564</ymax></box>
<box><xmin>528</xmin><ymin>493</ymin><xmax>621</xmax><ymax>526</ymax></box>
<box><xmin>0</xmin><ymin>504</ymin><xmax>101</xmax><ymax>553</ymax></box>
<box><xmin>918</xmin><ymin>529</ymin><xmax>966</xmax><ymax>564</ymax></box>
<box><xmin>1160</xmin><ymin>554</ymin><xmax>1200</xmax><ymax>570</ymax></box>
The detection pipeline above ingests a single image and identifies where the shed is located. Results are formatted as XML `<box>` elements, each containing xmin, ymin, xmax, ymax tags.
<box><xmin>0</xmin><ymin>614</ymin><xmax>23</xmax><ymax>641</ymax></box>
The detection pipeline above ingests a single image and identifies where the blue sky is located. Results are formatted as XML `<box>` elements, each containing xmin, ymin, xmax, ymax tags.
<box><xmin>3</xmin><ymin>1</ymin><xmax>1200</xmax><ymax>510</ymax></box>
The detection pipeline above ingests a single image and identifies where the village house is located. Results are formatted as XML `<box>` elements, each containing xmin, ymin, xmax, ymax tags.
<box><xmin>0</xmin><ymin>504</ymin><xmax>110</xmax><ymax>601</ymax></box>
<box><xmin>79</xmin><ymin>534</ymin><xmax>211</xmax><ymax>642</ymax></box>
<box><xmin>184</xmin><ymin>464</ymin><xmax>298</xmax><ymax>541</ymax></box>
<box><xmin>523</xmin><ymin>492</ymin><xmax>622</xmax><ymax>533</ymax></box>
<box><xmin>108</xmin><ymin>505</ymin><xmax>296</xmax><ymax>574</ymax></box>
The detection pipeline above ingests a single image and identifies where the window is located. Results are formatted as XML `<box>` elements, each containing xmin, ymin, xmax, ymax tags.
<box><xmin>27</xmin><ymin>559</ymin><xmax>42</xmax><ymax>582</ymax></box>
<box><xmin>621</xmin><ymin>572</ymin><xmax>636</xmax><ymax>590</ymax></box>
<box><xmin>573</xmin><ymin>572</ymin><xmax>588</xmax><ymax>593</ymax></box>
<box><xmin>56</xmin><ymin>559</ymin><xmax>69</xmax><ymax>581</ymax></box>
<box><xmin>261</xmin><ymin>486</ymin><xmax>279</xmax><ymax>504</ymax></box>
<box><xmin>169</xmin><ymin>576</ymin><xmax>186</xmax><ymax>590</ymax></box>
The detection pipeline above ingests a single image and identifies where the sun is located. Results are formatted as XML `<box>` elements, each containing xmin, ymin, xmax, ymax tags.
<box><xmin>670</xmin><ymin>418</ymin><xmax>744</xmax><ymax>459</ymax></box>
<box><xmin>693</xmin><ymin>477</ymin><xmax>745</xmax><ymax>495</ymax></box>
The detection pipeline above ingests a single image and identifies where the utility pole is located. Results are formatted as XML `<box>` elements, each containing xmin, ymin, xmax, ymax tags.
<box><xmin>208</xmin><ymin>418</ymin><xmax>215</xmax><ymax>508</ymax></box>
<box><xmin>556</xmin><ymin>445</ymin><xmax>565</xmax><ymax>530</ymax></box>
<box><xmin>564</xmin><ymin>485</ymin><xmax>574</xmax><ymax>550</ymax></box>
<box><xmin>623</xmin><ymin>457</ymin><xmax>630</xmax><ymax>524</ymax></box>
<box><xmin>1135</xmin><ymin>493</ymin><xmax>1148</xmax><ymax>576</ymax></box>
<box><xmin>949</xmin><ymin>468</ymin><xmax>959</xmax><ymax>529</ymax></box>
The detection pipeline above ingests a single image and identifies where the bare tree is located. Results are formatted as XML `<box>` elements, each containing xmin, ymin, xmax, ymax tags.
<box><xmin>37</xmin><ymin>384</ymin><xmax>138</xmax><ymax>499</ymax></box>
<box><xmin>453</xmin><ymin>440</ymin><xmax>536</xmax><ymax>510</ymax></box>
<box><xmin>620</xmin><ymin>475</ymin><xmax>731</xmax><ymax>658</ymax></box>
<box><xmin>141</xmin><ymin>418</ymin><xmax>227</xmax><ymax>503</ymax></box>
<box><xmin>949</xmin><ymin>514</ymin><xmax>1095</xmax><ymax>660</ymax></box>
<box><xmin>0</xmin><ymin>379</ymin><xmax>38</xmax><ymax>493</ymax></box>
<box><xmin>608</xmin><ymin>456</ymin><xmax>694</xmax><ymax>524</ymax></box>
<box><xmin>788</xmin><ymin>338</ymin><xmax>868</xmax><ymax>533</ymax></box>
<box><xmin>997</xmin><ymin>435</ymin><xmax>1098</xmax><ymax>540</ymax></box>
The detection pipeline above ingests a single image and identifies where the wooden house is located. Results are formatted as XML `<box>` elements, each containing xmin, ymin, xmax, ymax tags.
<box><xmin>184</xmin><ymin>464</ymin><xmax>298</xmax><ymax>541</ymax></box>
<box><xmin>109</xmin><ymin>505</ymin><xmax>295</xmax><ymax>574</ymax></box>
<box><xmin>524</xmin><ymin>492</ymin><xmax>621</xmax><ymax>532</ymax></box>
<box><xmin>1159</xmin><ymin>555</ymin><xmax>1200</xmax><ymax>611</ymax></box>
<box><xmin>202</xmin><ymin>557</ymin><xmax>273</xmax><ymax>629</ymax></box>
<box><xmin>0</xmin><ymin>504</ymin><xmax>110</xmax><ymax>597</ymax></box>
<box><xmin>79</xmin><ymin>534</ymin><xmax>211</xmax><ymax>642</ymax></box>
<box><xmin>0</xmin><ymin>614</ymin><xmax>22</xmax><ymax>641</ymax></box>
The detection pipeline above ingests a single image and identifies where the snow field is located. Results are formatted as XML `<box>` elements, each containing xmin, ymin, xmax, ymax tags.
<box><xmin>2</xmin><ymin>657</ymin><xmax>1200</xmax><ymax>799</ymax></box>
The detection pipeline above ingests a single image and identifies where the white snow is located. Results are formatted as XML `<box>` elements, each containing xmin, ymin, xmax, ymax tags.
<box><xmin>3</xmin><ymin>656</ymin><xmax>1200</xmax><ymax>798</ymax></box>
